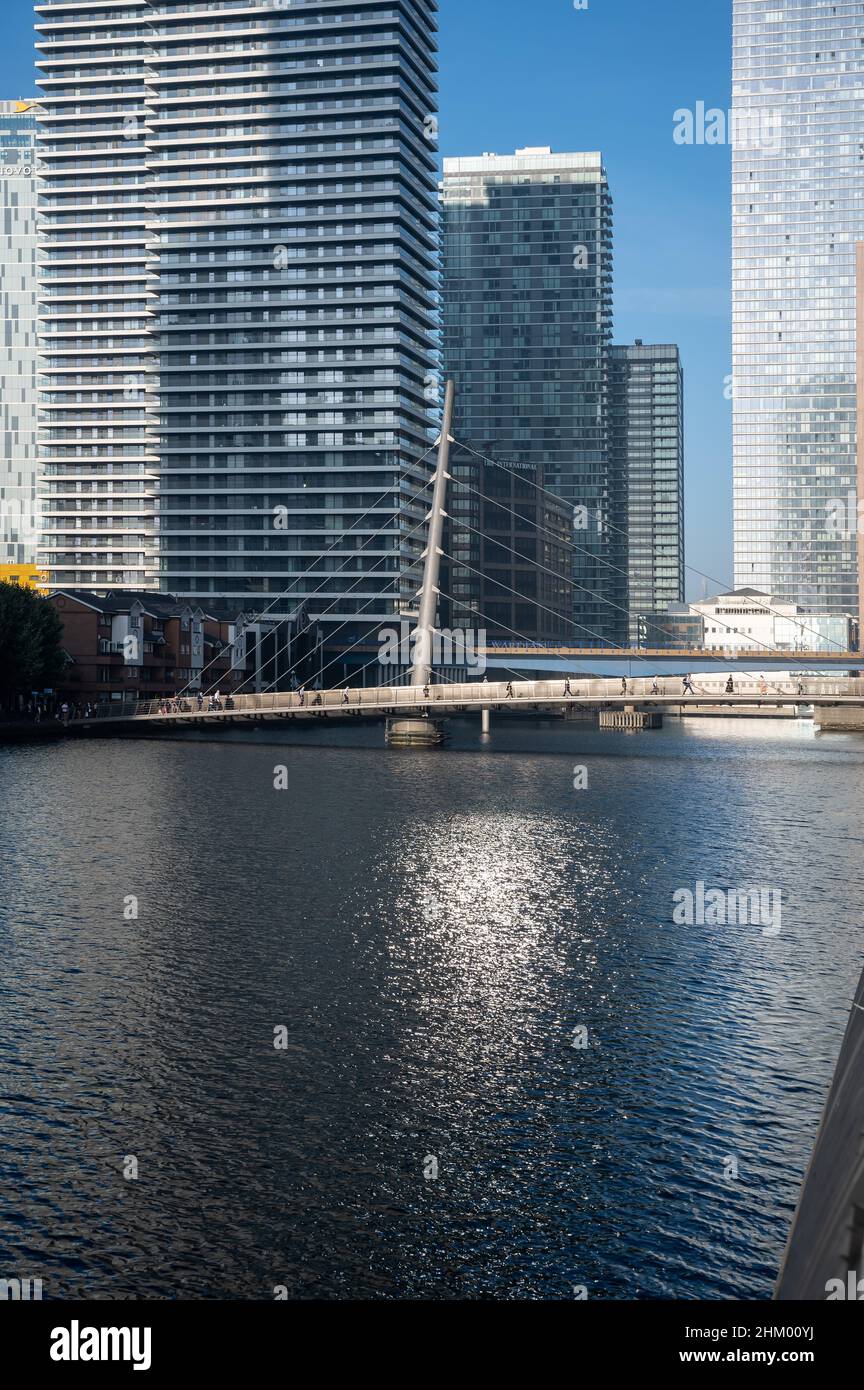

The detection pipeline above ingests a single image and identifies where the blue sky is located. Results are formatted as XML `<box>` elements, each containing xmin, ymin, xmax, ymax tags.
<box><xmin>4</xmin><ymin>0</ymin><xmax>734</xmax><ymax>599</ymax></box>
<box><xmin>438</xmin><ymin>0</ymin><xmax>734</xmax><ymax>598</ymax></box>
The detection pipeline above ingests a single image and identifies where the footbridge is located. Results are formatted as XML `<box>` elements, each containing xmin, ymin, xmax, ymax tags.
<box><xmin>43</xmin><ymin>380</ymin><xmax>864</xmax><ymax>744</ymax></box>
<box><xmin>54</xmin><ymin>673</ymin><xmax>864</xmax><ymax>740</ymax></box>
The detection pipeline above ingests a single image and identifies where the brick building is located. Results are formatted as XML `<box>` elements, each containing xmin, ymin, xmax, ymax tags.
<box><xmin>49</xmin><ymin>590</ymin><xmax>323</xmax><ymax>704</ymax></box>
<box><xmin>49</xmin><ymin>591</ymin><xmax>238</xmax><ymax>704</ymax></box>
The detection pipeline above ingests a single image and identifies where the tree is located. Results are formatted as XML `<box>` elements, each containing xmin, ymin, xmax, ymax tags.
<box><xmin>0</xmin><ymin>582</ymin><xmax>66</xmax><ymax>708</ymax></box>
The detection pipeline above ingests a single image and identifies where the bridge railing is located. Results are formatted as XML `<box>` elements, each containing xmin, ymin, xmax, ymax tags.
<box><xmin>72</xmin><ymin>675</ymin><xmax>864</xmax><ymax>722</ymax></box>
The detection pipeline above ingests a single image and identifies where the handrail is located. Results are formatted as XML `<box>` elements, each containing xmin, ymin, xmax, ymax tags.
<box><xmin>63</xmin><ymin>675</ymin><xmax>864</xmax><ymax>724</ymax></box>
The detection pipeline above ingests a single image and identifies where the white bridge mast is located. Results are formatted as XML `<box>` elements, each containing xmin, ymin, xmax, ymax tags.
<box><xmin>410</xmin><ymin>379</ymin><xmax>455</xmax><ymax>688</ymax></box>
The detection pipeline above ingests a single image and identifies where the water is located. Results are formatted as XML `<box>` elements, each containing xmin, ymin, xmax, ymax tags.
<box><xmin>0</xmin><ymin>716</ymin><xmax>862</xmax><ymax>1300</ymax></box>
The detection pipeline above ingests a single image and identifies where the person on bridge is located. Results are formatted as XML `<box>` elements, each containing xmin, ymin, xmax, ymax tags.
<box><xmin>298</xmin><ymin>686</ymin><xmax>306</xmax><ymax>707</ymax></box>
<box><xmin>342</xmin><ymin>687</ymin><xmax>350</xmax><ymax>706</ymax></box>
<box><xmin>564</xmin><ymin>678</ymin><xmax>573</xmax><ymax>696</ymax></box>
<box><xmin>797</xmin><ymin>679</ymin><xmax>806</xmax><ymax>697</ymax></box>
<box><xmin>196</xmin><ymin>691</ymin><xmax>204</xmax><ymax>711</ymax></box>
<box><xmin>725</xmin><ymin>676</ymin><xmax>735</xmax><ymax>694</ymax></box>
<box><xmin>422</xmin><ymin>685</ymin><xmax>430</xmax><ymax>700</ymax></box>
<box><xmin>682</xmin><ymin>674</ymin><xmax>695</xmax><ymax>696</ymax></box>
<box><xmin>621</xmin><ymin>678</ymin><xmax>628</xmax><ymax>696</ymax></box>
<box><xmin>651</xmin><ymin>678</ymin><xmax>660</xmax><ymax>696</ymax></box>
<box><xmin>506</xmin><ymin>681</ymin><xmax>514</xmax><ymax>699</ymax></box>
<box><xmin>759</xmin><ymin>676</ymin><xmax>768</xmax><ymax>696</ymax></box>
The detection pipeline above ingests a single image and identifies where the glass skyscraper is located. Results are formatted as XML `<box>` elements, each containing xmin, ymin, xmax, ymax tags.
<box><xmin>0</xmin><ymin>100</ymin><xmax>39</xmax><ymax>569</ymax></box>
<box><xmin>440</xmin><ymin>453</ymin><xmax>574</xmax><ymax>644</ymax></box>
<box><xmin>441</xmin><ymin>146</ymin><xmax>624</xmax><ymax>647</ymax></box>
<box><xmin>732</xmin><ymin>0</ymin><xmax>863</xmax><ymax>626</ymax></box>
<box><xmin>35</xmin><ymin>0</ymin><xmax>438</xmax><ymax>641</ymax></box>
<box><xmin>609</xmin><ymin>341</ymin><xmax>685</xmax><ymax>643</ymax></box>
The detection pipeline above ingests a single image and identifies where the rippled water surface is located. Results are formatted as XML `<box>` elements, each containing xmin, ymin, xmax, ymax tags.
<box><xmin>0</xmin><ymin>716</ymin><xmax>862</xmax><ymax>1299</ymax></box>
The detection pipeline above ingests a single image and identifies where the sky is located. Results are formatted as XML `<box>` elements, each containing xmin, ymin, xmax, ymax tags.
<box><xmin>2</xmin><ymin>0</ymin><xmax>735</xmax><ymax>600</ymax></box>
<box><xmin>437</xmin><ymin>0</ymin><xmax>735</xmax><ymax>599</ymax></box>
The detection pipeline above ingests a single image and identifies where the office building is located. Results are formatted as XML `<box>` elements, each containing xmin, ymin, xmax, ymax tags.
<box><xmin>732</xmin><ymin>0</ymin><xmax>864</xmax><ymax>637</ymax></box>
<box><xmin>633</xmin><ymin>604</ymin><xmax>704</xmax><ymax>651</ymax></box>
<box><xmin>441</xmin><ymin>146</ymin><xmax>624</xmax><ymax>646</ymax></box>
<box><xmin>692</xmin><ymin>588</ymin><xmax>857</xmax><ymax>655</ymax></box>
<box><xmin>35</xmin><ymin>0</ymin><xmax>439</xmax><ymax>648</ymax></box>
<box><xmin>0</xmin><ymin>99</ymin><xmax>39</xmax><ymax>570</ymax></box>
<box><xmin>441</xmin><ymin>451</ymin><xmax>573</xmax><ymax>644</ymax></box>
<box><xmin>609</xmin><ymin>341</ymin><xmax>685</xmax><ymax>644</ymax></box>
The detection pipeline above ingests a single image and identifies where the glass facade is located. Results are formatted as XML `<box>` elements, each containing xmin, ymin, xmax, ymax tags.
<box><xmin>0</xmin><ymin>101</ymin><xmax>39</xmax><ymax>567</ymax></box>
<box><xmin>440</xmin><ymin>452</ymin><xmax>573</xmax><ymax>644</ymax></box>
<box><xmin>732</xmin><ymin>0</ymin><xmax>862</xmax><ymax>620</ymax></box>
<box><xmin>634</xmin><ymin>606</ymin><xmax>704</xmax><ymax>651</ymax></box>
<box><xmin>441</xmin><ymin>147</ymin><xmax>624</xmax><ymax>646</ymax></box>
<box><xmin>35</xmin><ymin>0</ymin><xmax>439</xmax><ymax>636</ymax></box>
<box><xmin>609</xmin><ymin>342</ymin><xmax>685</xmax><ymax>644</ymax></box>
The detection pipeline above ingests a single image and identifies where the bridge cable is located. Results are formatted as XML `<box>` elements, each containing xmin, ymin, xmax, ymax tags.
<box><xmin>227</xmin><ymin>497</ymin><xmax>435</xmax><ymax>695</ymax></box>
<box><xmin>450</xmin><ymin>437</ymin><xmax>855</xmax><ymax>660</ymax></box>
<box><xmin>190</xmin><ymin>458</ymin><xmax>434</xmax><ymax>696</ymax></box>
<box><xmin>230</xmin><ymin>504</ymin><xmax>441</xmax><ymax>696</ymax></box>
<box><xmin>446</xmin><ymin>473</ymin><xmax>828</xmax><ymax>685</ymax></box>
<box><xmin>176</xmin><ymin>440</ymin><xmax>439</xmax><ymax>697</ymax></box>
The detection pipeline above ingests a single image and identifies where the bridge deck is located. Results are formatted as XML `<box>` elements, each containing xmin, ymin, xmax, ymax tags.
<box><xmin>50</xmin><ymin>675</ymin><xmax>864</xmax><ymax>729</ymax></box>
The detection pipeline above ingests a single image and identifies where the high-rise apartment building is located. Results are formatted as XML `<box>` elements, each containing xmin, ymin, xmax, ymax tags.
<box><xmin>0</xmin><ymin>99</ymin><xmax>39</xmax><ymax>570</ymax></box>
<box><xmin>441</xmin><ymin>146</ymin><xmax>625</xmax><ymax>647</ymax></box>
<box><xmin>609</xmin><ymin>341</ymin><xmax>684</xmax><ymax>643</ymax></box>
<box><xmin>732</xmin><ymin>0</ymin><xmax>863</xmax><ymax>634</ymax></box>
<box><xmin>35</xmin><ymin>0</ymin><xmax>439</xmax><ymax>642</ymax></box>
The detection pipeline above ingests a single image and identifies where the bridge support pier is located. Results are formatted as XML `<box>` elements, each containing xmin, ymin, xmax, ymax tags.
<box><xmin>814</xmin><ymin>706</ymin><xmax>864</xmax><ymax>732</ymax></box>
<box><xmin>386</xmin><ymin>717</ymin><xmax>446</xmax><ymax>747</ymax></box>
<box><xmin>481</xmin><ymin>706</ymin><xmax>490</xmax><ymax>736</ymax></box>
<box><xmin>599</xmin><ymin>708</ymin><xmax>664</xmax><ymax>731</ymax></box>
